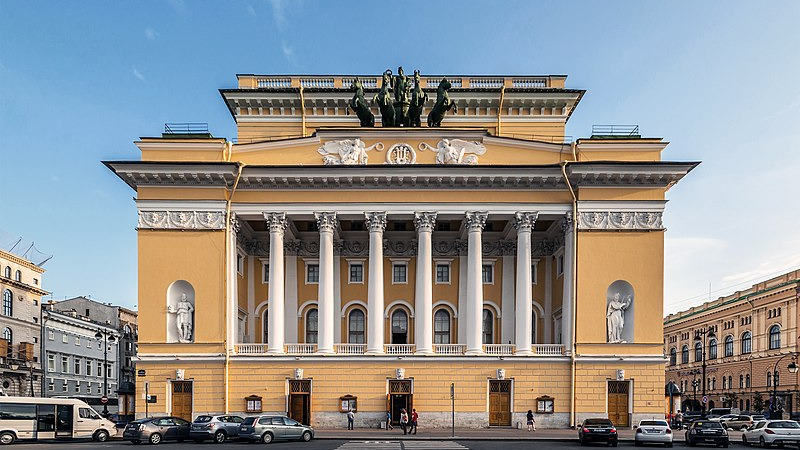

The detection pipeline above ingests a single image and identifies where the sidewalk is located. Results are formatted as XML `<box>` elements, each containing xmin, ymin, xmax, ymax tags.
<box><xmin>314</xmin><ymin>427</ymin><xmax>719</xmax><ymax>441</ymax></box>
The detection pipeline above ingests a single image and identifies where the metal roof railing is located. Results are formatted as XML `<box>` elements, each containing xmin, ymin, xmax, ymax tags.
<box><xmin>590</xmin><ymin>124</ymin><xmax>640</xmax><ymax>139</ymax></box>
<box><xmin>164</xmin><ymin>123</ymin><xmax>210</xmax><ymax>135</ymax></box>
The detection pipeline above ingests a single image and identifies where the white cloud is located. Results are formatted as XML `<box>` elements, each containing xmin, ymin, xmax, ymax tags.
<box><xmin>167</xmin><ymin>0</ymin><xmax>186</xmax><ymax>14</ymax></box>
<box><xmin>270</xmin><ymin>0</ymin><xmax>287</xmax><ymax>29</ymax></box>
<box><xmin>281</xmin><ymin>42</ymin><xmax>294</xmax><ymax>62</ymax></box>
<box><xmin>246</xmin><ymin>4</ymin><xmax>256</xmax><ymax>17</ymax></box>
<box><xmin>133</xmin><ymin>67</ymin><xmax>146</xmax><ymax>82</ymax></box>
<box><xmin>144</xmin><ymin>27</ymin><xmax>159</xmax><ymax>41</ymax></box>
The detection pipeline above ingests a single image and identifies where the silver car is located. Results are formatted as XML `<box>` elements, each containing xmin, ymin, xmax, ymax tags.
<box><xmin>742</xmin><ymin>420</ymin><xmax>800</xmax><ymax>447</ymax></box>
<box><xmin>189</xmin><ymin>414</ymin><xmax>244</xmax><ymax>443</ymax></box>
<box><xmin>238</xmin><ymin>415</ymin><xmax>314</xmax><ymax>444</ymax></box>
<box><xmin>634</xmin><ymin>419</ymin><xmax>673</xmax><ymax>447</ymax></box>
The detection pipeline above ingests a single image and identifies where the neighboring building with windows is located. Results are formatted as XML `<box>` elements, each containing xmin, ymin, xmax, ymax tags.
<box><xmin>42</xmin><ymin>306</ymin><xmax>121</xmax><ymax>414</ymax></box>
<box><xmin>0</xmin><ymin>248</ymin><xmax>48</xmax><ymax>396</ymax></box>
<box><xmin>664</xmin><ymin>270</ymin><xmax>800</xmax><ymax>416</ymax></box>
<box><xmin>105</xmin><ymin>72</ymin><xmax>695</xmax><ymax>427</ymax></box>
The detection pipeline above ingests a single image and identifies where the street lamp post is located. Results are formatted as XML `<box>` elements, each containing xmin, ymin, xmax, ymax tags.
<box><xmin>692</xmin><ymin>378</ymin><xmax>699</xmax><ymax>411</ymax></box>
<box><xmin>95</xmin><ymin>330</ymin><xmax>116</xmax><ymax>417</ymax></box>
<box><xmin>770</xmin><ymin>354</ymin><xmax>798</xmax><ymax>419</ymax></box>
<box><xmin>694</xmin><ymin>327</ymin><xmax>715</xmax><ymax>418</ymax></box>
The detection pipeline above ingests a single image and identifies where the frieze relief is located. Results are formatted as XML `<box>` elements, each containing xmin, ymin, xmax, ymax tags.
<box><xmin>578</xmin><ymin>211</ymin><xmax>664</xmax><ymax>231</ymax></box>
<box><xmin>419</xmin><ymin>139</ymin><xmax>487</xmax><ymax>165</ymax></box>
<box><xmin>317</xmin><ymin>139</ymin><xmax>384</xmax><ymax>165</ymax></box>
<box><xmin>138</xmin><ymin>210</ymin><xmax>226</xmax><ymax>230</ymax></box>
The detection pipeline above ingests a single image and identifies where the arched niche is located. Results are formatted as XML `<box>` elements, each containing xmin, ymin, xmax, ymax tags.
<box><xmin>167</xmin><ymin>280</ymin><xmax>196</xmax><ymax>343</ymax></box>
<box><xmin>606</xmin><ymin>280</ymin><xmax>634</xmax><ymax>343</ymax></box>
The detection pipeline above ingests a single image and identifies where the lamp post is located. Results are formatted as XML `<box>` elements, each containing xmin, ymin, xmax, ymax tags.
<box><xmin>95</xmin><ymin>330</ymin><xmax>116</xmax><ymax>417</ymax></box>
<box><xmin>692</xmin><ymin>378</ymin><xmax>699</xmax><ymax>411</ymax></box>
<box><xmin>770</xmin><ymin>354</ymin><xmax>798</xmax><ymax>419</ymax></box>
<box><xmin>694</xmin><ymin>327</ymin><xmax>715</xmax><ymax>417</ymax></box>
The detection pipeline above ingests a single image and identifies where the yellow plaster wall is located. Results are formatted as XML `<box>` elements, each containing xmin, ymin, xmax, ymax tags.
<box><xmin>574</xmin><ymin>362</ymin><xmax>664</xmax><ymax>413</ymax></box>
<box><xmin>135</xmin><ymin>362</ymin><xmax>225</xmax><ymax>415</ymax></box>
<box><xmin>577</xmin><ymin>188</ymin><xmax>666</xmax><ymax>201</ymax></box>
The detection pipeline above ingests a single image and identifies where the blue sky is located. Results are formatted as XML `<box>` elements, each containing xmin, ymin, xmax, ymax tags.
<box><xmin>1</xmin><ymin>1</ymin><xmax>798</xmax><ymax>313</ymax></box>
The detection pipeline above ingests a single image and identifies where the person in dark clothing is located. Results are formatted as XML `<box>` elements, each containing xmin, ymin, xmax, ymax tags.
<box><xmin>410</xmin><ymin>409</ymin><xmax>418</xmax><ymax>434</ymax></box>
<box><xmin>526</xmin><ymin>409</ymin><xmax>536</xmax><ymax>431</ymax></box>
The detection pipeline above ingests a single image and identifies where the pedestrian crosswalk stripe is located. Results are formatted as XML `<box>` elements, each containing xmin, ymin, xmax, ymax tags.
<box><xmin>403</xmin><ymin>442</ymin><xmax>468</xmax><ymax>449</ymax></box>
<box><xmin>335</xmin><ymin>441</ymin><xmax>401</xmax><ymax>450</ymax></box>
<box><xmin>334</xmin><ymin>441</ymin><xmax>468</xmax><ymax>450</ymax></box>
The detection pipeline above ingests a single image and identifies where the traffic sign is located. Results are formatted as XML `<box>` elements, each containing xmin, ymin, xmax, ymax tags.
<box><xmin>100</xmin><ymin>395</ymin><xmax>108</xmax><ymax>404</ymax></box>
<box><xmin>702</xmin><ymin>395</ymin><xmax>708</xmax><ymax>404</ymax></box>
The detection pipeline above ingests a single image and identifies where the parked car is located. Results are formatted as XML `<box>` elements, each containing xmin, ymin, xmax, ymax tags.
<box><xmin>685</xmin><ymin>420</ymin><xmax>729</xmax><ymax>447</ymax></box>
<box><xmin>724</xmin><ymin>415</ymin><xmax>755</xmax><ymax>431</ymax></box>
<box><xmin>578</xmin><ymin>418</ymin><xmax>618</xmax><ymax>446</ymax></box>
<box><xmin>238</xmin><ymin>415</ymin><xmax>314</xmax><ymax>444</ymax></box>
<box><xmin>710</xmin><ymin>408</ymin><xmax>733</xmax><ymax>417</ymax></box>
<box><xmin>716</xmin><ymin>414</ymin><xmax>739</xmax><ymax>425</ymax></box>
<box><xmin>742</xmin><ymin>420</ymin><xmax>800</xmax><ymax>447</ymax></box>
<box><xmin>122</xmin><ymin>416</ymin><xmax>191</xmax><ymax>445</ymax></box>
<box><xmin>189</xmin><ymin>415</ymin><xmax>244</xmax><ymax>443</ymax></box>
<box><xmin>634</xmin><ymin>419</ymin><xmax>673</xmax><ymax>447</ymax></box>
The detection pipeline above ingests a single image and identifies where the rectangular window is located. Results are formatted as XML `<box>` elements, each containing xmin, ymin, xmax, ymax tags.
<box><xmin>236</xmin><ymin>253</ymin><xmax>244</xmax><ymax>276</ymax></box>
<box><xmin>349</xmin><ymin>263</ymin><xmax>363</xmax><ymax>283</ymax></box>
<box><xmin>87</xmin><ymin>339</ymin><xmax>91</xmax><ymax>348</ymax></box>
<box><xmin>557</xmin><ymin>254</ymin><xmax>564</xmax><ymax>277</ymax></box>
<box><xmin>48</xmin><ymin>329</ymin><xmax>54</xmax><ymax>340</ymax></box>
<box><xmin>435</xmin><ymin>264</ymin><xmax>450</xmax><ymax>284</ymax></box>
<box><xmin>262</xmin><ymin>262</ymin><xmax>269</xmax><ymax>283</ymax></box>
<box><xmin>86</xmin><ymin>360</ymin><xmax>92</xmax><ymax>376</ymax></box>
<box><xmin>62</xmin><ymin>334</ymin><xmax>68</xmax><ymax>344</ymax></box>
<box><xmin>74</xmin><ymin>358</ymin><xmax>81</xmax><ymax>375</ymax></box>
<box><xmin>62</xmin><ymin>382</ymin><xmax>67</xmax><ymax>392</ymax></box>
<box><xmin>75</xmin><ymin>336</ymin><xmax>80</xmax><ymax>346</ymax></box>
<box><xmin>482</xmin><ymin>264</ymin><xmax>493</xmax><ymax>284</ymax></box>
<box><xmin>61</xmin><ymin>356</ymin><xmax>69</xmax><ymax>373</ymax></box>
<box><xmin>306</xmin><ymin>264</ymin><xmax>320</xmax><ymax>283</ymax></box>
<box><xmin>97</xmin><ymin>362</ymin><xmax>102</xmax><ymax>376</ymax></box>
<box><xmin>392</xmin><ymin>264</ymin><xmax>407</xmax><ymax>284</ymax></box>
<box><xmin>47</xmin><ymin>354</ymin><xmax>55</xmax><ymax>372</ymax></box>
<box><xmin>48</xmin><ymin>380</ymin><xmax>54</xmax><ymax>391</ymax></box>
<box><xmin>531</xmin><ymin>261</ymin><xmax>538</xmax><ymax>285</ymax></box>
<box><xmin>107</xmin><ymin>363</ymin><xmax>113</xmax><ymax>378</ymax></box>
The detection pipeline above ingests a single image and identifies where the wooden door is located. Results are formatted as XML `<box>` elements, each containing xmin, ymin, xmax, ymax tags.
<box><xmin>608</xmin><ymin>381</ymin><xmax>629</xmax><ymax>427</ymax></box>
<box><xmin>489</xmin><ymin>380</ymin><xmax>511</xmax><ymax>426</ymax></box>
<box><xmin>288</xmin><ymin>379</ymin><xmax>311</xmax><ymax>425</ymax></box>
<box><xmin>171</xmin><ymin>381</ymin><xmax>193</xmax><ymax>421</ymax></box>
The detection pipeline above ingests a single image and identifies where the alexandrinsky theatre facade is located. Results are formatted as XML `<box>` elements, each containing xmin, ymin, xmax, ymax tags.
<box><xmin>106</xmin><ymin>71</ymin><xmax>696</xmax><ymax>428</ymax></box>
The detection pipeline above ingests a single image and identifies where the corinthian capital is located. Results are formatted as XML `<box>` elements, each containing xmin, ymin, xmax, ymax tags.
<box><xmin>314</xmin><ymin>212</ymin><xmax>338</xmax><ymax>233</ymax></box>
<box><xmin>413</xmin><ymin>212</ymin><xmax>437</xmax><ymax>233</ymax></box>
<box><xmin>264</xmin><ymin>212</ymin><xmax>288</xmax><ymax>235</ymax></box>
<box><xmin>464</xmin><ymin>211</ymin><xmax>488</xmax><ymax>232</ymax></box>
<box><xmin>364</xmin><ymin>212</ymin><xmax>387</xmax><ymax>233</ymax></box>
<box><xmin>513</xmin><ymin>212</ymin><xmax>538</xmax><ymax>232</ymax></box>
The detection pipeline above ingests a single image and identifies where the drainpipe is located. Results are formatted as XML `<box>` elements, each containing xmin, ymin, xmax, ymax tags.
<box><xmin>561</xmin><ymin>140</ymin><xmax>579</xmax><ymax>427</ymax></box>
<box><xmin>223</xmin><ymin>158</ymin><xmax>245</xmax><ymax>413</ymax></box>
<box><xmin>299</xmin><ymin>86</ymin><xmax>307</xmax><ymax>137</ymax></box>
<box><xmin>496</xmin><ymin>86</ymin><xmax>505</xmax><ymax>135</ymax></box>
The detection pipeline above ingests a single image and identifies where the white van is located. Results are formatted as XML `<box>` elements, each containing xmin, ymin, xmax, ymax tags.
<box><xmin>0</xmin><ymin>396</ymin><xmax>115</xmax><ymax>445</ymax></box>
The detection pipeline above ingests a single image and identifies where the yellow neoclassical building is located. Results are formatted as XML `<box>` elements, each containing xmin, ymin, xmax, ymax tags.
<box><xmin>105</xmin><ymin>72</ymin><xmax>696</xmax><ymax>428</ymax></box>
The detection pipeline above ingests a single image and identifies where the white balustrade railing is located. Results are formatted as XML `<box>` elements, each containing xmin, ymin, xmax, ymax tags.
<box><xmin>256</xmin><ymin>78</ymin><xmax>292</xmax><ymax>88</ymax></box>
<box><xmin>385</xmin><ymin>344</ymin><xmax>416</xmax><ymax>355</ymax></box>
<box><xmin>484</xmin><ymin>344</ymin><xmax>515</xmax><ymax>356</ymax></box>
<box><xmin>300</xmin><ymin>78</ymin><xmax>335</xmax><ymax>88</ymax></box>
<box><xmin>234</xmin><ymin>343</ymin><xmax>269</xmax><ymax>355</ymax></box>
<box><xmin>427</xmin><ymin>78</ymin><xmax>462</xmax><ymax>88</ymax></box>
<box><xmin>434</xmin><ymin>344</ymin><xmax>466</xmax><ymax>355</ymax></box>
<box><xmin>286</xmin><ymin>343</ymin><xmax>317</xmax><ymax>355</ymax></box>
<box><xmin>470</xmin><ymin>78</ymin><xmax>504</xmax><ymax>89</ymax></box>
<box><xmin>512</xmin><ymin>78</ymin><xmax>547</xmax><ymax>88</ymax></box>
<box><xmin>532</xmin><ymin>344</ymin><xmax>565</xmax><ymax>356</ymax></box>
<box><xmin>342</xmin><ymin>77</ymin><xmax>377</xmax><ymax>89</ymax></box>
<box><xmin>334</xmin><ymin>343</ymin><xmax>367</xmax><ymax>355</ymax></box>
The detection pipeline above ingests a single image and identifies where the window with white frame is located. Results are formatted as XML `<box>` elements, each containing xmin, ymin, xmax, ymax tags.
<box><xmin>435</xmin><ymin>263</ymin><xmax>450</xmax><ymax>284</ymax></box>
<box><xmin>74</xmin><ymin>357</ymin><xmax>81</xmax><ymax>375</ymax></box>
<box><xmin>349</xmin><ymin>262</ymin><xmax>364</xmax><ymax>284</ymax></box>
<box><xmin>306</xmin><ymin>263</ymin><xmax>320</xmax><ymax>284</ymax></box>
<box><xmin>556</xmin><ymin>252</ymin><xmax>564</xmax><ymax>277</ymax></box>
<box><xmin>48</xmin><ymin>379</ymin><xmax>53</xmax><ymax>391</ymax></box>
<box><xmin>48</xmin><ymin>329</ymin><xmax>54</xmax><ymax>340</ymax></box>
<box><xmin>482</xmin><ymin>264</ymin><xmax>493</xmax><ymax>284</ymax></box>
<box><xmin>236</xmin><ymin>252</ymin><xmax>244</xmax><ymax>276</ymax></box>
<box><xmin>47</xmin><ymin>354</ymin><xmax>55</xmax><ymax>371</ymax></box>
<box><xmin>62</xmin><ymin>333</ymin><xmax>68</xmax><ymax>344</ymax></box>
<box><xmin>392</xmin><ymin>262</ymin><xmax>407</xmax><ymax>284</ymax></box>
<box><xmin>97</xmin><ymin>361</ymin><xmax>102</xmax><ymax>376</ymax></box>
<box><xmin>531</xmin><ymin>260</ymin><xmax>539</xmax><ymax>285</ymax></box>
<box><xmin>106</xmin><ymin>363</ymin><xmax>113</xmax><ymax>378</ymax></box>
<box><xmin>61</xmin><ymin>356</ymin><xmax>69</xmax><ymax>373</ymax></box>
<box><xmin>62</xmin><ymin>381</ymin><xmax>67</xmax><ymax>392</ymax></box>
<box><xmin>86</xmin><ymin>360</ymin><xmax>92</xmax><ymax>376</ymax></box>
<box><xmin>262</xmin><ymin>262</ymin><xmax>269</xmax><ymax>283</ymax></box>
<box><xmin>75</xmin><ymin>336</ymin><xmax>80</xmax><ymax>346</ymax></box>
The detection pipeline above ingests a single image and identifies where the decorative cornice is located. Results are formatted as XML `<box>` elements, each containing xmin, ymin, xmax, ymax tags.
<box><xmin>314</xmin><ymin>212</ymin><xmax>338</xmax><ymax>233</ymax></box>
<box><xmin>432</xmin><ymin>240</ymin><xmax>460</xmax><ymax>256</ymax></box>
<box><xmin>264</xmin><ymin>212</ymin><xmax>288</xmax><ymax>234</ymax></box>
<box><xmin>413</xmin><ymin>212</ymin><xmax>437</xmax><ymax>233</ymax></box>
<box><xmin>340</xmin><ymin>240</ymin><xmax>370</xmax><ymax>257</ymax></box>
<box><xmin>513</xmin><ymin>212</ymin><xmax>538</xmax><ymax>232</ymax></box>
<box><xmin>465</xmin><ymin>211</ymin><xmax>488</xmax><ymax>232</ymax></box>
<box><xmin>578</xmin><ymin>211</ymin><xmax>663</xmax><ymax>231</ymax></box>
<box><xmin>384</xmin><ymin>239</ymin><xmax>417</xmax><ymax>257</ymax></box>
<box><xmin>137</xmin><ymin>210</ymin><xmax>226</xmax><ymax>230</ymax></box>
<box><xmin>364</xmin><ymin>212</ymin><xmax>387</xmax><ymax>233</ymax></box>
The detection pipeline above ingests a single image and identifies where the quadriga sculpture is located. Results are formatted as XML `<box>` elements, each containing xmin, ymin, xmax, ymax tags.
<box><xmin>408</xmin><ymin>70</ymin><xmax>428</xmax><ymax>127</ymax></box>
<box><xmin>374</xmin><ymin>70</ymin><xmax>396</xmax><ymax>127</ymax></box>
<box><xmin>349</xmin><ymin>77</ymin><xmax>374</xmax><ymax>127</ymax></box>
<box><xmin>427</xmin><ymin>78</ymin><xmax>457</xmax><ymax>127</ymax></box>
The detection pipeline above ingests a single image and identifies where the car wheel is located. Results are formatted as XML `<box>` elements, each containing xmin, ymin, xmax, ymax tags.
<box><xmin>744</xmin><ymin>436</ymin><xmax>750</xmax><ymax>446</ymax></box>
<box><xmin>261</xmin><ymin>432</ymin><xmax>273</xmax><ymax>444</ymax></box>
<box><xmin>761</xmin><ymin>437</ymin><xmax>769</xmax><ymax>448</ymax></box>
<box><xmin>149</xmin><ymin>433</ymin><xmax>162</xmax><ymax>445</ymax></box>
<box><xmin>94</xmin><ymin>429</ymin><xmax>110</xmax><ymax>442</ymax></box>
<box><xmin>301</xmin><ymin>431</ymin><xmax>312</xmax><ymax>442</ymax></box>
<box><xmin>214</xmin><ymin>430</ymin><xmax>227</xmax><ymax>444</ymax></box>
<box><xmin>0</xmin><ymin>432</ymin><xmax>16</xmax><ymax>446</ymax></box>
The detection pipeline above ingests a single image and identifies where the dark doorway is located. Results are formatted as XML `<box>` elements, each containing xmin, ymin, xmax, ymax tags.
<box><xmin>289</xmin><ymin>379</ymin><xmax>311</xmax><ymax>425</ymax></box>
<box><xmin>388</xmin><ymin>379</ymin><xmax>412</xmax><ymax>425</ymax></box>
<box><xmin>391</xmin><ymin>310</ymin><xmax>408</xmax><ymax>344</ymax></box>
<box><xmin>55</xmin><ymin>404</ymin><xmax>73</xmax><ymax>438</ymax></box>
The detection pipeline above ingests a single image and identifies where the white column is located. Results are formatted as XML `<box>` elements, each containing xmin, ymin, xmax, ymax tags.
<box><xmin>284</xmin><ymin>241</ymin><xmax>299</xmax><ymax>344</ymax></box>
<box><xmin>544</xmin><ymin>256</ymin><xmax>553</xmax><ymax>344</ymax></box>
<box><xmin>514</xmin><ymin>212</ymin><xmax>538</xmax><ymax>356</ymax></box>
<box><xmin>226</xmin><ymin>216</ymin><xmax>240</xmax><ymax>352</ymax></box>
<box><xmin>265</xmin><ymin>213</ymin><xmax>287</xmax><ymax>354</ymax></box>
<box><xmin>561</xmin><ymin>214</ymin><xmax>574</xmax><ymax>355</ymax></box>
<box><xmin>414</xmin><ymin>212</ymin><xmax>437</xmax><ymax>355</ymax></box>
<box><xmin>247</xmin><ymin>255</ymin><xmax>255</xmax><ymax>343</ymax></box>
<box><xmin>457</xmin><ymin>248</ymin><xmax>467</xmax><ymax>344</ymax></box>
<box><xmin>500</xmin><ymin>246</ymin><xmax>515</xmax><ymax>345</ymax></box>
<box><xmin>365</xmin><ymin>212</ymin><xmax>387</xmax><ymax>355</ymax></box>
<box><xmin>465</xmin><ymin>211</ymin><xmax>488</xmax><ymax>355</ymax></box>
<box><xmin>315</xmin><ymin>212</ymin><xmax>337</xmax><ymax>354</ymax></box>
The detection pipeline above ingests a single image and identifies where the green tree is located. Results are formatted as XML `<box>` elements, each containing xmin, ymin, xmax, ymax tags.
<box><xmin>753</xmin><ymin>392</ymin><xmax>764</xmax><ymax>412</ymax></box>
<box><xmin>725</xmin><ymin>390</ymin><xmax>739</xmax><ymax>408</ymax></box>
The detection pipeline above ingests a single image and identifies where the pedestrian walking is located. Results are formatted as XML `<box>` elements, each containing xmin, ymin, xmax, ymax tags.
<box><xmin>410</xmin><ymin>408</ymin><xmax>419</xmax><ymax>434</ymax></box>
<box><xmin>400</xmin><ymin>408</ymin><xmax>409</xmax><ymax>435</ymax></box>
<box><xmin>386</xmin><ymin>410</ymin><xmax>393</xmax><ymax>430</ymax></box>
<box><xmin>347</xmin><ymin>409</ymin><xmax>355</xmax><ymax>430</ymax></box>
<box><xmin>527</xmin><ymin>409</ymin><xmax>536</xmax><ymax>431</ymax></box>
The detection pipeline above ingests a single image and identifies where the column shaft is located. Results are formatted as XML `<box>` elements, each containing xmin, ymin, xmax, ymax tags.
<box><xmin>365</xmin><ymin>212</ymin><xmax>387</xmax><ymax>355</ymax></box>
<box><xmin>561</xmin><ymin>214</ymin><xmax>575</xmax><ymax>355</ymax></box>
<box><xmin>514</xmin><ymin>212</ymin><xmax>537</xmax><ymax>356</ymax></box>
<box><xmin>465</xmin><ymin>212</ymin><xmax>488</xmax><ymax>355</ymax></box>
<box><xmin>414</xmin><ymin>212</ymin><xmax>436</xmax><ymax>354</ymax></box>
<box><xmin>266</xmin><ymin>213</ymin><xmax>287</xmax><ymax>354</ymax></box>
<box><xmin>316</xmin><ymin>212</ymin><xmax>337</xmax><ymax>354</ymax></box>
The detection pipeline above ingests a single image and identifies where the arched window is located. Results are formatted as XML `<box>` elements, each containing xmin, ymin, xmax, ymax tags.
<box><xmin>306</xmin><ymin>309</ymin><xmax>318</xmax><ymax>344</ymax></box>
<box><xmin>769</xmin><ymin>325</ymin><xmax>781</xmax><ymax>350</ymax></box>
<box><xmin>531</xmin><ymin>309</ymin><xmax>538</xmax><ymax>344</ymax></box>
<box><xmin>708</xmin><ymin>338</ymin><xmax>718</xmax><ymax>359</ymax></box>
<box><xmin>2</xmin><ymin>327</ymin><xmax>11</xmax><ymax>357</ymax></box>
<box><xmin>669</xmin><ymin>348</ymin><xmax>677</xmax><ymax>366</ymax></box>
<box><xmin>681</xmin><ymin>345</ymin><xmax>689</xmax><ymax>364</ymax></box>
<box><xmin>724</xmin><ymin>335</ymin><xmax>734</xmax><ymax>357</ymax></box>
<box><xmin>728</xmin><ymin>375</ymin><xmax>732</xmax><ymax>390</ymax></box>
<box><xmin>741</xmin><ymin>331</ymin><xmax>752</xmax><ymax>354</ymax></box>
<box><xmin>746</xmin><ymin>374</ymin><xmax>751</xmax><ymax>388</ymax></box>
<box><xmin>722</xmin><ymin>376</ymin><xmax>728</xmax><ymax>390</ymax></box>
<box><xmin>14</xmin><ymin>270</ymin><xmax>21</xmax><ymax>282</ymax></box>
<box><xmin>348</xmin><ymin>309</ymin><xmax>365</xmax><ymax>344</ymax></box>
<box><xmin>391</xmin><ymin>309</ymin><xmax>408</xmax><ymax>344</ymax></box>
<box><xmin>482</xmin><ymin>309</ymin><xmax>494</xmax><ymax>344</ymax></box>
<box><xmin>767</xmin><ymin>371</ymin><xmax>772</xmax><ymax>387</ymax></box>
<box><xmin>739</xmin><ymin>374</ymin><xmax>744</xmax><ymax>389</ymax></box>
<box><xmin>694</xmin><ymin>341</ymin><xmax>703</xmax><ymax>362</ymax></box>
<box><xmin>2</xmin><ymin>290</ymin><xmax>11</xmax><ymax>317</ymax></box>
<box><xmin>434</xmin><ymin>309</ymin><xmax>451</xmax><ymax>344</ymax></box>
<box><xmin>3</xmin><ymin>267</ymin><xmax>10</xmax><ymax>278</ymax></box>
<box><xmin>262</xmin><ymin>310</ymin><xmax>268</xmax><ymax>344</ymax></box>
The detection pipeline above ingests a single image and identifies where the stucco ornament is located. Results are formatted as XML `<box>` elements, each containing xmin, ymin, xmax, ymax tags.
<box><xmin>317</xmin><ymin>139</ymin><xmax>384</xmax><ymax>165</ymax></box>
<box><xmin>385</xmin><ymin>143</ymin><xmax>416</xmax><ymax>164</ymax></box>
<box><xmin>168</xmin><ymin>293</ymin><xmax>195</xmax><ymax>343</ymax></box>
<box><xmin>606</xmin><ymin>292</ymin><xmax>632</xmax><ymax>343</ymax></box>
<box><xmin>419</xmin><ymin>139</ymin><xmax>486</xmax><ymax>165</ymax></box>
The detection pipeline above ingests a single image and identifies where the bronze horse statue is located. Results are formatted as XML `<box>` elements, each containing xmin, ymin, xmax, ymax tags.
<box><xmin>407</xmin><ymin>70</ymin><xmax>427</xmax><ymax>127</ymax></box>
<box><xmin>374</xmin><ymin>70</ymin><xmax>396</xmax><ymax>127</ymax></box>
<box><xmin>349</xmin><ymin>77</ymin><xmax>374</xmax><ymax>127</ymax></box>
<box><xmin>427</xmin><ymin>78</ymin><xmax>457</xmax><ymax>127</ymax></box>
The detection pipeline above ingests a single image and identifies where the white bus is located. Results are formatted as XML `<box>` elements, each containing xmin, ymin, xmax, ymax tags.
<box><xmin>0</xmin><ymin>396</ymin><xmax>115</xmax><ymax>445</ymax></box>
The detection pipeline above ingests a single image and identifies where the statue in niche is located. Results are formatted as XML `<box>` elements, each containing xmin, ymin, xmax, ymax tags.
<box><xmin>348</xmin><ymin>77</ymin><xmax>374</xmax><ymax>127</ymax></box>
<box><xmin>374</xmin><ymin>70</ymin><xmax>396</xmax><ymax>127</ymax></box>
<box><xmin>606</xmin><ymin>292</ymin><xmax>632</xmax><ymax>343</ymax></box>
<box><xmin>407</xmin><ymin>70</ymin><xmax>427</xmax><ymax>127</ymax></box>
<box><xmin>427</xmin><ymin>78</ymin><xmax>457</xmax><ymax>127</ymax></box>
<box><xmin>168</xmin><ymin>293</ymin><xmax>195</xmax><ymax>342</ymax></box>
<box><xmin>392</xmin><ymin>66</ymin><xmax>412</xmax><ymax>126</ymax></box>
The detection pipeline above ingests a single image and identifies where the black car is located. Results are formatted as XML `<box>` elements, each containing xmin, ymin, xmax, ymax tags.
<box><xmin>122</xmin><ymin>416</ymin><xmax>191</xmax><ymax>445</ymax></box>
<box><xmin>685</xmin><ymin>420</ymin><xmax>729</xmax><ymax>448</ymax></box>
<box><xmin>579</xmin><ymin>418</ymin><xmax>619</xmax><ymax>446</ymax></box>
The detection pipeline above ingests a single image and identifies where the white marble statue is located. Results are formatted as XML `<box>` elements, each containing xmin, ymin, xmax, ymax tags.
<box><xmin>419</xmin><ymin>139</ymin><xmax>487</xmax><ymax>165</ymax></box>
<box><xmin>168</xmin><ymin>293</ymin><xmax>195</xmax><ymax>342</ymax></box>
<box><xmin>606</xmin><ymin>292</ymin><xmax>632</xmax><ymax>343</ymax></box>
<box><xmin>317</xmin><ymin>139</ymin><xmax>383</xmax><ymax>165</ymax></box>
